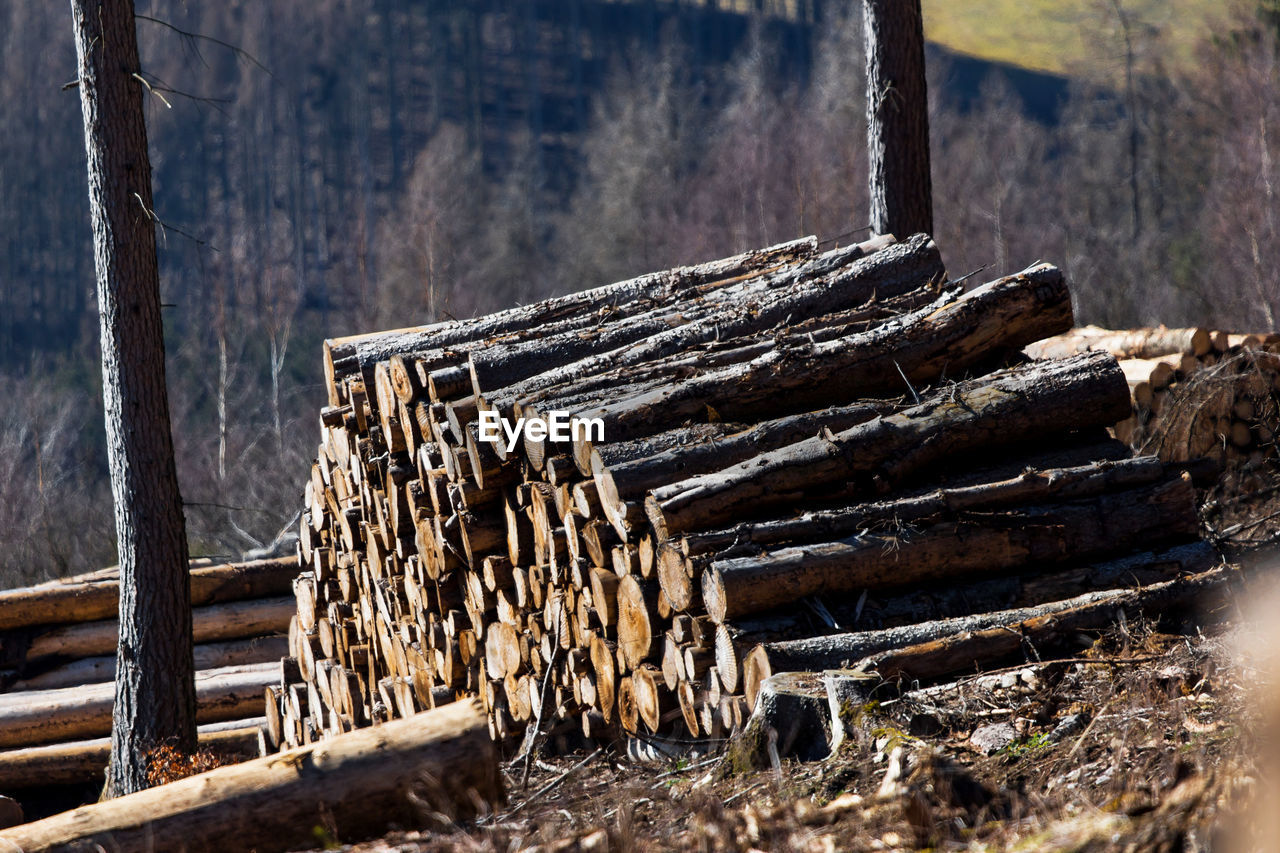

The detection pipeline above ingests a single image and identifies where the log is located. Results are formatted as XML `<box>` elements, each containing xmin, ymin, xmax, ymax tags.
<box><xmin>858</xmin><ymin>566</ymin><xmax>1234</xmax><ymax>683</ymax></box>
<box><xmin>738</xmin><ymin>565</ymin><xmax>1223</xmax><ymax>710</ymax></box>
<box><xmin>9</xmin><ymin>635</ymin><xmax>289</xmax><ymax>693</ymax></box>
<box><xmin>648</xmin><ymin>351</ymin><xmax>1132</xmax><ymax>541</ymax></box>
<box><xmin>22</xmin><ymin>597</ymin><xmax>295</xmax><ymax>664</ymax></box>
<box><xmin>475</xmin><ymin>234</ymin><xmax>940</xmax><ymax>405</ymax></box>
<box><xmin>0</xmin><ymin>663</ymin><xmax>279</xmax><ymax>749</ymax></box>
<box><xmin>568</xmin><ymin>263</ymin><xmax>1073</xmax><ymax>467</ymax></box>
<box><xmin>0</xmin><ymin>557</ymin><xmax>298</xmax><ymax>632</ymax></box>
<box><xmin>658</xmin><ymin>455</ymin><xmax>1172</xmax><ymax>608</ymax></box>
<box><xmin>323</xmin><ymin>237</ymin><xmax>820</xmax><ymax>405</ymax></box>
<box><xmin>0</xmin><ymin>700</ymin><xmax>502</xmax><ymax>853</ymax></box>
<box><xmin>1025</xmin><ymin>326</ymin><xmax>1211</xmax><ymax>361</ymax></box>
<box><xmin>703</xmin><ymin>474</ymin><xmax>1197</xmax><ymax>623</ymax></box>
<box><xmin>0</xmin><ymin>719</ymin><xmax>264</xmax><ymax>791</ymax></box>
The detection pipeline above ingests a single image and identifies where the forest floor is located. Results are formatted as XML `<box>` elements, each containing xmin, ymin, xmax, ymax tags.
<box><xmin>306</xmin><ymin>580</ymin><xmax>1272</xmax><ymax>853</ymax></box>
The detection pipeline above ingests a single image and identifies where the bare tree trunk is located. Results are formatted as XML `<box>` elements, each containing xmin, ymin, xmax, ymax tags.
<box><xmin>69</xmin><ymin>0</ymin><xmax>197</xmax><ymax>797</ymax></box>
<box><xmin>863</xmin><ymin>0</ymin><xmax>934</xmax><ymax>238</ymax></box>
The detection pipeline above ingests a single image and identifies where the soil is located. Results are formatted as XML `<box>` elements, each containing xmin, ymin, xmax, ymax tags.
<box><xmin>303</xmin><ymin>613</ymin><xmax>1266</xmax><ymax>852</ymax></box>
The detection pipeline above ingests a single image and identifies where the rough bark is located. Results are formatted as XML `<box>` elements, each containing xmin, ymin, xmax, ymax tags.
<box><xmin>703</xmin><ymin>475</ymin><xmax>1197</xmax><ymax>623</ymax></box>
<box><xmin>70</xmin><ymin>0</ymin><xmax>196</xmax><ymax>796</ymax></box>
<box><xmin>858</xmin><ymin>566</ymin><xmax>1234</xmax><ymax>683</ymax></box>
<box><xmin>476</xmin><ymin>235</ymin><xmax>939</xmax><ymax>405</ymax></box>
<box><xmin>864</xmin><ymin>0</ymin><xmax>933</xmax><ymax>237</ymax></box>
<box><xmin>647</xmin><ymin>351</ymin><xmax>1131</xmax><ymax>541</ymax></box>
<box><xmin>0</xmin><ymin>701</ymin><xmax>503</xmax><ymax>853</ymax></box>
<box><xmin>574</xmin><ymin>263</ymin><xmax>1073</xmax><ymax>465</ymax></box>
<box><xmin>324</xmin><ymin>237</ymin><xmax>819</xmax><ymax>406</ymax></box>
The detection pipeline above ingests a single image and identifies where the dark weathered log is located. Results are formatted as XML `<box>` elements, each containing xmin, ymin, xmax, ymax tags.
<box><xmin>0</xmin><ymin>556</ymin><xmax>298</xmax><ymax>633</ymax></box>
<box><xmin>858</xmin><ymin>566</ymin><xmax>1234</xmax><ymax>683</ymax></box>
<box><xmin>648</xmin><ymin>351</ymin><xmax>1131</xmax><ymax>541</ymax></box>
<box><xmin>573</xmin><ymin>263</ymin><xmax>1074</xmax><ymax>471</ymax></box>
<box><xmin>657</xmin><ymin>455</ymin><xmax>1172</xmax><ymax>610</ymax></box>
<box><xmin>0</xmin><ymin>700</ymin><xmax>503</xmax><ymax>853</ymax></box>
<box><xmin>703</xmin><ymin>474</ymin><xmax>1197</xmax><ymax>623</ymax></box>
<box><xmin>323</xmin><ymin>237</ymin><xmax>820</xmax><ymax>405</ymax></box>
<box><xmin>738</xmin><ymin>565</ymin><xmax>1222</xmax><ymax>710</ymax></box>
<box><xmin>476</xmin><ymin>234</ymin><xmax>940</xmax><ymax>404</ymax></box>
<box><xmin>598</xmin><ymin>398</ymin><xmax>897</xmax><ymax>512</ymax></box>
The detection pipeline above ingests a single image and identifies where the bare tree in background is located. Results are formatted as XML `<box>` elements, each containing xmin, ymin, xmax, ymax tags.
<box><xmin>69</xmin><ymin>0</ymin><xmax>196</xmax><ymax>796</ymax></box>
<box><xmin>863</xmin><ymin>0</ymin><xmax>934</xmax><ymax>238</ymax></box>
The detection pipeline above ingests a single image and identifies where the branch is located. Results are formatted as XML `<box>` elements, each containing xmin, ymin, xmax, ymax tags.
<box><xmin>135</xmin><ymin>14</ymin><xmax>270</xmax><ymax>76</ymax></box>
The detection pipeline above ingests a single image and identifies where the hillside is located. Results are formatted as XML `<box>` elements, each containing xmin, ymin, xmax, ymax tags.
<box><xmin>922</xmin><ymin>0</ymin><xmax>1230</xmax><ymax>79</ymax></box>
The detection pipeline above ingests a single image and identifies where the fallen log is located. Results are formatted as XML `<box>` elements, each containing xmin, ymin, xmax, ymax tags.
<box><xmin>0</xmin><ymin>719</ymin><xmax>264</xmax><ymax>791</ymax></box>
<box><xmin>8</xmin><ymin>635</ymin><xmax>289</xmax><ymax>693</ymax></box>
<box><xmin>0</xmin><ymin>700</ymin><xmax>502</xmax><ymax>853</ymax></box>
<box><xmin>22</xmin><ymin>597</ymin><xmax>295</xmax><ymax>664</ymax></box>
<box><xmin>0</xmin><ymin>663</ymin><xmax>279</xmax><ymax>749</ymax></box>
<box><xmin>702</xmin><ymin>474</ymin><xmax>1197</xmax><ymax>623</ymax></box>
<box><xmin>0</xmin><ymin>557</ymin><xmax>298</xmax><ymax>633</ymax></box>
<box><xmin>857</xmin><ymin>566</ymin><xmax>1234</xmax><ymax>683</ymax></box>
<box><xmin>647</xmin><ymin>351</ymin><xmax>1132</xmax><ymax>541</ymax></box>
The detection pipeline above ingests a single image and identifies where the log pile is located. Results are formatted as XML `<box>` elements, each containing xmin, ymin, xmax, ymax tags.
<box><xmin>275</xmin><ymin>234</ymin><xmax>1215</xmax><ymax>752</ymax></box>
<box><xmin>1027</xmin><ymin>325</ymin><xmax>1280</xmax><ymax>463</ymax></box>
<box><xmin>0</xmin><ymin>557</ymin><xmax>296</xmax><ymax>792</ymax></box>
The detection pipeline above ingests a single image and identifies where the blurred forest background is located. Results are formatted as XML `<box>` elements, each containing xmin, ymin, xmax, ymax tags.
<box><xmin>1</xmin><ymin>0</ymin><xmax>1278</xmax><ymax>583</ymax></box>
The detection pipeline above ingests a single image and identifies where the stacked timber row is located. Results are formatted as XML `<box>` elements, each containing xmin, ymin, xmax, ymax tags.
<box><xmin>0</xmin><ymin>557</ymin><xmax>296</xmax><ymax>793</ymax></box>
<box><xmin>275</xmin><ymin>234</ymin><xmax>1213</xmax><ymax>750</ymax></box>
<box><xmin>1027</xmin><ymin>326</ymin><xmax>1280</xmax><ymax>462</ymax></box>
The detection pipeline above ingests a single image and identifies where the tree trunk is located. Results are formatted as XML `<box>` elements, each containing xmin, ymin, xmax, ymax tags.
<box><xmin>0</xmin><ymin>701</ymin><xmax>503</xmax><ymax>853</ymax></box>
<box><xmin>863</xmin><ymin>0</ymin><xmax>933</xmax><ymax>238</ymax></box>
<box><xmin>70</xmin><ymin>0</ymin><xmax>196</xmax><ymax>796</ymax></box>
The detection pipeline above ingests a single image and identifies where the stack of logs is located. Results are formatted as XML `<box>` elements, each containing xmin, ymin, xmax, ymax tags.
<box><xmin>1027</xmin><ymin>325</ymin><xmax>1280</xmax><ymax>462</ymax></box>
<box><xmin>0</xmin><ymin>557</ymin><xmax>296</xmax><ymax>793</ymax></box>
<box><xmin>274</xmin><ymin>234</ymin><xmax>1217</xmax><ymax>751</ymax></box>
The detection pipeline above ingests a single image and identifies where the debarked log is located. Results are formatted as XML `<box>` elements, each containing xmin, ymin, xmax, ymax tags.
<box><xmin>857</xmin><ymin>566</ymin><xmax>1235</xmax><ymax>683</ymax></box>
<box><xmin>0</xmin><ymin>700</ymin><xmax>503</xmax><ymax>853</ymax></box>
<box><xmin>0</xmin><ymin>663</ymin><xmax>280</xmax><ymax>749</ymax></box>
<box><xmin>22</xmin><ymin>597</ymin><xmax>294</xmax><ymax>666</ymax></box>
<box><xmin>8</xmin><ymin>635</ymin><xmax>289</xmax><ymax>693</ymax></box>
<box><xmin>0</xmin><ymin>556</ymin><xmax>298</xmax><ymax>633</ymax></box>
<box><xmin>0</xmin><ymin>719</ymin><xmax>264</xmax><ymax>791</ymax></box>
